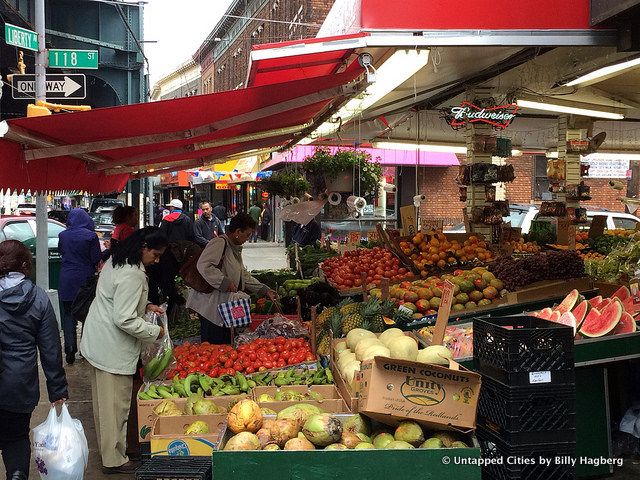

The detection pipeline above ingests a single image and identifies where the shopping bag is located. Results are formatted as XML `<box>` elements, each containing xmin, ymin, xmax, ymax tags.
<box><xmin>141</xmin><ymin>307</ymin><xmax>175</xmax><ymax>382</ymax></box>
<box><xmin>32</xmin><ymin>404</ymin><xmax>88</xmax><ymax>480</ymax></box>
<box><xmin>218</xmin><ymin>297</ymin><xmax>252</xmax><ymax>328</ymax></box>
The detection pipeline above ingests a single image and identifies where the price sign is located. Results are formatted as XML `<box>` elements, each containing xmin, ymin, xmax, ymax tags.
<box><xmin>348</xmin><ymin>231</ymin><xmax>361</xmax><ymax>244</ymax></box>
<box><xmin>400</xmin><ymin>205</ymin><xmax>417</xmax><ymax>237</ymax></box>
<box><xmin>432</xmin><ymin>280</ymin><xmax>455</xmax><ymax>346</ymax></box>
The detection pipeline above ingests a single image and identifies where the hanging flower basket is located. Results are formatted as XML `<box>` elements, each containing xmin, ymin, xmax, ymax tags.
<box><xmin>260</xmin><ymin>171</ymin><xmax>310</xmax><ymax>198</ymax></box>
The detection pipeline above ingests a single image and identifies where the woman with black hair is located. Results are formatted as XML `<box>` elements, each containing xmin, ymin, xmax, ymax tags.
<box><xmin>187</xmin><ymin>212</ymin><xmax>276</xmax><ymax>344</ymax></box>
<box><xmin>80</xmin><ymin>227</ymin><xmax>167</xmax><ymax>474</ymax></box>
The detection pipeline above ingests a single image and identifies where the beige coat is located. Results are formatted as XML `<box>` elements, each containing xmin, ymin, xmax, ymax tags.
<box><xmin>187</xmin><ymin>235</ymin><xmax>267</xmax><ymax>326</ymax></box>
<box><xmin>80</xmin><ymin>259</ymin><xmax>161</xmax><ymax>375</ymax></box>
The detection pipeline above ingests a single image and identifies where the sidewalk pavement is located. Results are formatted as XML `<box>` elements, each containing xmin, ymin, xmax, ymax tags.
<box><xmin>243</xmin><ymin>241</ymin><xmax>288</xmax><ymax>271</ymax></box>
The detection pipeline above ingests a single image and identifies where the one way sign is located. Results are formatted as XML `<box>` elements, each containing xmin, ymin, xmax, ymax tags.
<box><xmin>11</xmin><ymin>74</ymin><xmax>86</xmax><ymax>100</ymax></box>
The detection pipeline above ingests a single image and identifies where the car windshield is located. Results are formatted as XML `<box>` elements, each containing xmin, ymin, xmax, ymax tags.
<box><xmin>92</xmin><ymin>212</ymin><xmax>114</xmax><ymax>225</ymax></box>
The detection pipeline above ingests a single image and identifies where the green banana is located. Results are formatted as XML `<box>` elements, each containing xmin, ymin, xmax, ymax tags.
<box><xmin>138</xmin><ymin>391</ymin><xmax>152</xmax><ymax>400</ymax></box>
<box><xmin>198</xmin><ymin>375</ymin><xmax>214</xmax><ymax>394</ymax></box>
<box><xmin>147</xmin><ymin>385</ymin><xmax>161</xmax><ymax>399</ymax></box>
<box><xmin>221</xmin><ymin>385</ymin><xmax>241</xmax><ymax>395</ymax></box>
<box><xmin>156</xmin><ymin>386</ymin><xmax>174</xmax><ymax>399</ymax></box>
<box><xmin>143</xmin><ymin>358</ymin><xmax>160</xmax><ymax>380</ymax></box>
<box><xmin>172</xmin><ymin>375</ymin><xmax>187</xmax><ymax>397</ymax></box>
<box><xmin>183</xmin><ymin>374</ymin><xmax>198</xmax><ymax>397</ymax></box>
<box><xmin>236</xmin><ymin>373</ymin><xmax>249</xmax><ymax>392</ymax></box>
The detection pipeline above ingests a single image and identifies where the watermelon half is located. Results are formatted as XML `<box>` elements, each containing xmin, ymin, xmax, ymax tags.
<box><xmin>549</xmin><ymin>311</ymin><xmax>562</xmax><ymax>323</ymax></box>
<box><xmin>612</xmin><ymin>312</ymin><xmax>637</xmax><ymax>335</ymax></box>
<box><xmin>556</xmin><ymin>289</ymin><xmax>581</xmax><ymax>315</ymax></box>
<box><xmin>589</xmin><ymin>296</ymin><xmax>603</xmax><ymax>308</ymax></box>
<box><xmin>612</xmin><ymin>286</ymin><xmax>631</xmax><ymax>302</ymax></box>
<box><xmin>571</xmin><ymin>300</ymin><xmax>590</xmax><ymax>330</ymax></box>
<box><xmin>580</xmin><ymin>299</ymin><xmax>623</xmax><ymax>338</ymax></box>
<box><xmin>537</xmin><ymin>308</ymin><xmax>554</xmax><ymax>321</ymax></box>
<box><xmin>596</xmin><ymin>298</ymin><xmax>612</xmax><ymax>310</ymax></box>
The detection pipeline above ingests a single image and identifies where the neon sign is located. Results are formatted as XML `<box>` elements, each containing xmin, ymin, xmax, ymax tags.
<box><xmin>441</xmin><ymin>101</ymin><xmax>518</xmax><ymax>130</ymax></box>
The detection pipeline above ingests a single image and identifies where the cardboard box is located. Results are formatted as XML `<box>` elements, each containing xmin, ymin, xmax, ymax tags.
<box><xmin>253</xmin><ymin>385</ymin><xmax>350</xmax><ymax>413</ymax></box>
<box><xmin>150</xmin><ymin>414</ymin><xmax>227</xmax><ymax>457</ymax></box>
<box><xmin>504</xmin><ymin>277</ymin><xmax>592</xmax><ymax>305</ymax></box>
<box><xmin>136</xmin><ymin>389</ymin><xmax>249</xmax><ymax>442</ymax></box>
<box><xmin>356</xmin><ymin>356</ymin><xmax>481</xmax><ymax>433</ymax></box>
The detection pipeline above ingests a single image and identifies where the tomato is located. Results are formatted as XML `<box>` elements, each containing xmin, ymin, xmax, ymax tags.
<box><xmin>274</xmin><ymin>336</ymin><xmax>285</xmax><ymax>345</ymax></box>
<box><xmin>267</xmin><ymin>345</ymin><xmax>277</xmax><ymax>354</ymax></box>
<box><xmin>276</xmin><ymin>359</ymin><xmax>286</xmax><ymax>368</ymax></box>
<box><xmin>306</xmin><ymin>354</ymin><xmax>316</xmax><ymax>362</ymax></box>
<box><xmin>219</xmin><ymin>354</ymin><xmax>229</xmax><ymax>363</ymax></box>
<box><xmin>281</xmin><ymin>350</ymin><xmax>290</xmax><ymax>360</ymax></box>
<box><xmin>229</xmin><ymin>351</ymin><xmax>238</xmax><ymax>361</ymax></box>
<box><xmin>248</xmin><ymin>352</ymin><xmax>257</xmax><ymax>361</ymax></box>
<box><xmin>245</xmin><ymin>366</ymin><xmax>255</xmax><ymax>374</ymax></box>
<box><xmin>224</xmin><ymin>359</ymin><xmax>234</xmax><ymax>368</ymax></box>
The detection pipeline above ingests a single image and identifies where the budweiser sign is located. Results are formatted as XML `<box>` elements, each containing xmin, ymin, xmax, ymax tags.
<box><xmin>442</xmin><ymin>101</ymin><xmax>518</xmax><ymax>130</ymax></box>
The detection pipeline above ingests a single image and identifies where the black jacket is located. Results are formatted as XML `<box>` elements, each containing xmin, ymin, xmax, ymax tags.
<box><xmin>193</xmin><ymin>216</ymin><xmax>223</xmax><ymax>247</ymax></box>
<box><xmin>213</xmin><ymin>204</ymin><xmax>228</xmax><ymax>222</ymax></box>
<box><xmin>0</xmin><ymin>279</ymin><xmax>68</xmax><ymax>413</ymax></box>
<box><xmin>160</xmin><ymin>211</ymin><xmax>195</xmax><ymax>243</ymax></box>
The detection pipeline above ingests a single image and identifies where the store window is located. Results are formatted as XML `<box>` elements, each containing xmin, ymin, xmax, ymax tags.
<box><xmin>533</xmin><ymin>155</ymin><xmax>551</xmax><ymax>201</ymax></box>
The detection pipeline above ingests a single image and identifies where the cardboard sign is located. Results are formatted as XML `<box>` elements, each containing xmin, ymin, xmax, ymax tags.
<box><xmin>348</xmin><ymin>231</ymin><xmax>361</xmax><ymax>245</ymax></box>
<box><xmin>432</xmin><ymin>280</ymin><xmax>455</xmax><ymax>346</ymax></box>
<box><xmin>589</xmin><ymin>215</ymin><xmax>607</xmax><ymax>240</ymax></box>
<box><xmin>400</xmin><ymin>205</ymin><xmax>417</xmax><ymax>237</ymax></box>
<box><xmin>151</xmin><ymin>414</ymin><xmax>227</xmax><ymax>456</ymax></box>
<box><xmin>367</xmin><ymin>230</ymin><xmax>379</xmax><ymax>242</ymax></box>
<box><xmin>356</xmin><ymin>356</ymin><xmax>481</xmax><ymax>432</ymax></box>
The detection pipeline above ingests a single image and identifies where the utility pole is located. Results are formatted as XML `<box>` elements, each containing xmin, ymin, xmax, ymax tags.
<box><xmin>35</xmin><ymin>0</ymin><xmax>49</xmax><ymax>289</ymax></box>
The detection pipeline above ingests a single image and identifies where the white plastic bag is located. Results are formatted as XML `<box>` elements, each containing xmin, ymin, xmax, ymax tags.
<box><xmin>33</xmin><ymin>404</ymin><xmax>88</xmax><ymax>480</ymax></box>
<box><xmin>141</xmin><ymin>307</ymin><xmax>175</xmax><ymax>382</ymax></box>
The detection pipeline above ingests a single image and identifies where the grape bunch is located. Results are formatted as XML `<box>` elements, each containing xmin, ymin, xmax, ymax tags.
<box><xmin>488</xmin><ymin>251</ymin><xmax>585</xmax><ymax>291</ymax></box>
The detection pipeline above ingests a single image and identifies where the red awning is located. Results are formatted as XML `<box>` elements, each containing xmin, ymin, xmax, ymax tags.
<box><xmin>246</xmin><ymin>33</ymin><xmax>367</xmax><ymax>87</ymax></box>
<box><xmin>0</xmin><ymin>68</ymin><xmax>362</xmax><ymax>193</ymax></box>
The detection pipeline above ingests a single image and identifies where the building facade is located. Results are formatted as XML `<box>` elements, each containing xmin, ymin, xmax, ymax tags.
<box><xmin>150</xmin><ymin>59</ymin><xmax>200</xmax><ymax>101</ymax></box>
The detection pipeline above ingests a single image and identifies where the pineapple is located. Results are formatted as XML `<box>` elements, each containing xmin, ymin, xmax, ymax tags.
<box><xmin>341</xmin><ymin>307</ymin><xmax>363</xmax><ymax>334</ymax></box>
<box><xmin>315</xmin><ymin>306</ymin><xmax>335</xmax><ymax>329</ymax></box>
<box><xmin>393</xmin><ymin>308</ymin><xmax>415</xmax><ymax>326</ymax></box>
<box><xmin>328</xmin><ymin>310</ymin><xmax>343</xmax><ymax>338</ymax></box>
<box><xmin>361</xmin><ymin>298</ymin><xmax>384</xmax><ymax>333</ymax></box>
<box><xmin>317</xmin><ymin>330</ymin><xmax>331</xmax><ymax>355</ymax></box>
<box><xmin>339</xmin><ymin>302</ymin><xmax>360</xmax><ymax>316</ymax></box>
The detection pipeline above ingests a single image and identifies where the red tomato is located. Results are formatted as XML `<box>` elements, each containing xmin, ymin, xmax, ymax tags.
<box><xmin>276</xmin><ymin>359</ymin><xmax>286</xmax><ymax>368</ymax></box>
<box><xmin>245</xmin><ymin>366</ymin><xmax>255</xmax><ymax>374</ymax></box>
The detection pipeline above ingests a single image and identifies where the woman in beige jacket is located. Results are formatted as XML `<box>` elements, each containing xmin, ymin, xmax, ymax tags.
<box><xmin>80</xmin><ymin>227</ymin><xmax>168</xmax><ymax>474</ymax></box>
<box><xmin>187</xmin><ymin>212</ymin><xmax>275</xmax><ymax>344</ymax></box>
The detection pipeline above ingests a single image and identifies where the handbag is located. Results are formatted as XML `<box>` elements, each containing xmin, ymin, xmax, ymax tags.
<box><xmin>217</xmin><ymin>297</ymin><xmax>251</xmax><ymax>328</ymax></box>
<box><xmin>179</xmin><ymin>239</ymin><xmax>227</xmax><ymax>294</ymax></box>
<box><xmin>70</xmin><ymin>275</ymin><xmax>98</xmax><ymax>323</ymax></box>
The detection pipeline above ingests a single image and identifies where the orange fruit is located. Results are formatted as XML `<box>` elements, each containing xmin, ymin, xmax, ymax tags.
<box><xmin>437</xmin><ymin>260</ymin><xmax>446</xmax><ymax>269</ymax></box>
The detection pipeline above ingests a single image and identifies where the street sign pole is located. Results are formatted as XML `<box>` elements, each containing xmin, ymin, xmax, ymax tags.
<box><xmin>35</xmin><ymin>0</ymin><xmax>49</xmax><ymax>290</ymax></box>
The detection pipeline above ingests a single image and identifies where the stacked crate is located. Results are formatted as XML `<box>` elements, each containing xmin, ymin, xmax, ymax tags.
<box><xmin>473</xmin><ymin>316</ymin><xmax>576</xmax><ymax>480</ymax></box>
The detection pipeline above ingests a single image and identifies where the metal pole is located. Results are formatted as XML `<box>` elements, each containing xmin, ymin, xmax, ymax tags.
<box><xmin>35</xmin><ymin>0</ymin><xmax>49</xmax><ymax>289</ymax></box>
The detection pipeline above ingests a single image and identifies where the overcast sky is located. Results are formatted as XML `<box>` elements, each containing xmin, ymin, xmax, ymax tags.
<box><xmin>143</xmin><ymin>0</ymin><xmax>233</xmax><ymax>87</ymax></box>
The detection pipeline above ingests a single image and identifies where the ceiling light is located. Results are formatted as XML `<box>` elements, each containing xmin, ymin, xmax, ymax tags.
<box><xmin>374</xmin><ymin>141</ymin><xmax>466</xmax><ymax>154</ymax></box>
<box><xmin>302</xmin><ymin>49</ymin><xmax>430</xmax><ymax>143</ymax></box>
<box><xmin>565</xmin><ymin>56</ymin><xmax>640</xmax><ymax>87</ymax></box>
<box><xmin>516</xmin><ymin>97</ymin><xmax>624</xmax><ymax>120</ymax></box>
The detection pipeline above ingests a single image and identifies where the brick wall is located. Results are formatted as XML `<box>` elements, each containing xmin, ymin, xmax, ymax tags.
<box><xmin>582</xmin><ymin>179</ymin><xmax>626</xmax><ymax>212</ymax></box>
<box><xmin>200</xmin><ymin>0</ymin><xmax>336</xmax><ymax>93</ymax></box>
<box><xmin>506</xmin><ymin>156</ymin><xmax>534</xmax><ymax>204</ymax></box>
<box><xmin>418</xmin><ymin>166</ymin><xmax>465</xmax><ymax>225</ymax></box>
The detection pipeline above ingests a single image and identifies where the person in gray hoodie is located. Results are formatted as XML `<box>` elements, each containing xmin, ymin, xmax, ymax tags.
<box><xmin>0</xmin><ymin>240</ymin><xmax>68</xmax><ymax>480</ymax></box>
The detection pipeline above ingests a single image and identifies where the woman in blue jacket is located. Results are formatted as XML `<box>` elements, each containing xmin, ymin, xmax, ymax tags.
<box><xmin>0</xmin><ymin>240</ymin><xmax>68</xmax><ymax>480</ymax></box>
<box><xmin>58</xmin><ymin>208</ymin><xmax>101</xmax><ymax>364</ymax></box>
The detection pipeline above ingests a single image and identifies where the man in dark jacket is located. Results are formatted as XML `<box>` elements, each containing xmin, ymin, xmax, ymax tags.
<box><xmin>159</xmin><ymin>199</ymin><xmax>194</xmax><ymax>243</ymax></box>
<box><xmin>213</xmin><ymin>201</ymin><xmax>227</xmax><ymax>225</ymax></box>
<box><xmin>0</xmin><ymin>240</ymin><xmax>68</xmax><ymax>480</ymax></box>
<box><xmin>193</xmin><ymin>201</ymin><xmax>224</xmax><ymax>247</ymax></box>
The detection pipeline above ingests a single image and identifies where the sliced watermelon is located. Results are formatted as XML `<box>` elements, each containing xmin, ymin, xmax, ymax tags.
<box><xmin>537</xmin><ymin>308</ymin><xmax>554</xmax><ymax>321</ymax></box>
<box><xmin>612</xmin><ymin>312</ymin><xmax>637</xmax><ymax>335</ymax></box>
<box><xmin>549</xmin><ymin>311</ymin><xmax>562</xmax><ymax>323</ymax></box>
<box><xmin>612</xmin><ymin>286</ymin><xmax>631</xmax><ymax>302</ymax></box>
<box><xmin>557</xmin><ymin>311</ymin><xmax>578</xmax><ymax>335</ymax></box>
<box><xmin>589</xmin><ymin>296</ymin><xmax>603</xmax><ymax>308</ymax></box>
<box><xmin>575</xmin><ymin>331</ymin><xmax>584</xmax><ymax>341</ymax></box>
<box><xmin>529</xmin><ymin>312</ymin><xmax>540</xmax><ymax>318</ymax></box>
<box><xmin>571</xmin><ymin>300</ymin><xmax>590</xmax><ymax>330</ymax></box>
<box><xmin>622</xmin><ymin>297</ymin><xmax>640</xmax><ymax>317</ymax></box>
<box><xmin>556</xmin><ymin>289</ymin><xmax>581</xmax><ymax>314</ymax></box>
<box><xmin>596</xmin><ymin>298</ymin><xmax>612</xmax><ymax>310</ymax></box>
<box><xmin>581</xmin><ymin>300</ymin><xmax>622</xmax><ymax>338</ymax></box>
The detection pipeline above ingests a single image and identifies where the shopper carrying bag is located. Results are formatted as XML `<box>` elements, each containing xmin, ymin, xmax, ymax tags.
<box><xmin>187</xmin><ymin>213</ymin><xmax>277</xmax><ymax>344</ymax></box>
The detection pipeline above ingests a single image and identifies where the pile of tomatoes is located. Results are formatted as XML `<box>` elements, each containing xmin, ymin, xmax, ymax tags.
<box><xmin>168</xmin><ymin>337</ymin><xmax>315</xmax><ymax>379</ymax></box>
<box><xmin>321</xmin><ymin>247</ymin><xmax>413</xmax><ymax>291</ymax></box>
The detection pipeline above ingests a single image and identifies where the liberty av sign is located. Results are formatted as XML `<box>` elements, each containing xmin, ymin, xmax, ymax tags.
<box><xmin>441</xmin><ymin>100</ymin><xmax>518</xmax><ymax>130</ymax></box>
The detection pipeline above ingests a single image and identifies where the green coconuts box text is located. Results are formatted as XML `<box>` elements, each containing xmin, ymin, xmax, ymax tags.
<box><xmin>356</xmin><ymin>357</ymin><xmax>481</xmax><ymax>432</ymax></box>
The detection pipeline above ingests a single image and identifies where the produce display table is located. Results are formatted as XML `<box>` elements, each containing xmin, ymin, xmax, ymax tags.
<box><xmin>416</xmin><ymin>293</ymin><xmax>640</xmax><ymax>478</ymax></box>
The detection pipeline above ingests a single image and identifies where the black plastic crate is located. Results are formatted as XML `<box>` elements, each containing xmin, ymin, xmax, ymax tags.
<box><xmin>473</xmin><ymin>316</ymin><xmax>575</xmax><ymax>386</ymax></box>
<box><xmin>140</xmin><ymin>441</ymin><xmax>150</xmax><ymax>464</ymax></box>
<box><xmin>478</xmin><ymin>426</ymin><xmax>576</xmax><ymax>480</ymax></box>
<box><xmin>135</xmin><ymin>456</ymin><xmax>212</xmax><ymax>480</ymax></box>
<box><xmin>478</xmin><ymin>376</ymin><xmax>576</xmax><ymax>444</ymax></box>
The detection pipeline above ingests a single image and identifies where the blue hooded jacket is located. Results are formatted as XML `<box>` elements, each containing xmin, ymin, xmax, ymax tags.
<box><xmin>58</xmin><ymin>208</ymin><xmax>101</xmax><ymax>302</ymax></box>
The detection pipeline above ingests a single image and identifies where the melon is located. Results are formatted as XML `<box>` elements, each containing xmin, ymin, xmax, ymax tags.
<box><xmin>595</xmin><ymin>298</ymin><xmax>612</xmax><ymax>310</ymax></box>
<box><xmin>557</xmin><ymin>311</ymin><xmax>578</xmax><ymax>335</ymax></box>
<box><xmin>538</xmin><ymin>308</ymin><xmax>554</xmax><ymax>321</ymax></box>
<box><xmin>612</xmin><ymin>286</ymin><xmax>631</xmax><ymax>302</ymax></box>
<box><xmin>622</xmin><ymin>297</ymin><xmax>640</xmax><ymax>317</ymax></box>
<box><xmin>580</xmin><ymin>300</ymin><xmax>622</xmax><ymax>338</ymax></box>
<box><xmin>530</xmin><ymin>312</ymin><xmax>540</xmax><ymax>318</ymax></box>
<box><xmin>571</xmin><ymin>300</ymin><xmax>590</xmax><ymax>330</ymax></box>
<box><xmin>549</xmin><ymin>311</ymin><xmax>562</xmax><ymax>323</ymax></box>
<box><xmin>556</xmin><ymin>290</ymin><xmax>581</xmax><ymax>315</ymax></box>
<box><xmin>588</xmin><ymin>296</ymin><xmax>603</xmax><ymax>308</ymax></box>
<box><xmin>612</xmin><ymin>312</ymin><xmax>637</xmax><ymax>335</ymax></box>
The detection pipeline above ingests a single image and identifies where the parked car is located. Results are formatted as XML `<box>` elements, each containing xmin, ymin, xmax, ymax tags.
<box><xmin>89</xmin><ymin>197</ymin><xmax>124</xmax><ymax>212</ymax></box>
<box><xmin>90</xmin><ymin>206</ymin><xmax>116</xmax><ymax>239</ymax></box>
<box><xmin>444</xmin><ymin>204</ymin><xmax>640</xmax><ymax>234</ymax></box>
<box><xmin>0</xmin><ymin>216</ymin><xmax>65</xmax><ymax>251</ymax></box>
<box><xmin>13</xmin><ymin>203</ymin><xmax>37</xmax><ymax>216</ymax></box>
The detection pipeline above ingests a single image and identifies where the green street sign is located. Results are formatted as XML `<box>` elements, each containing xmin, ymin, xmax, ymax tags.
<box><xmin>5</xmin><ymin>23</ymin><xmax>38</xmax><ymax>51</ymax></box>
<box><xmin>48</xmin><ymin>49</ymin><xmax>99</xmax><ymax>69</ymax></box>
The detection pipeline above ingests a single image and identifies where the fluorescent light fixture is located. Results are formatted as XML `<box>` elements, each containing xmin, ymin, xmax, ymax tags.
<box><xmin>516</xmin><ymin>97</ymin><xmax>624</xmax><ymax>120</ymax></box>
<box><xmin>565</xmin><ymin>56</ymin><xmax>640</xmax><ymax>87</ymax></box>
<box><xmin>301</xmin><ymin>49</ymin><xmax>430</xmax><ymax>143</ymax></box>
<box><xmin>374</xmin><ymin>140</ymin><xmax>466</xmax><ymax>154</ymax></box>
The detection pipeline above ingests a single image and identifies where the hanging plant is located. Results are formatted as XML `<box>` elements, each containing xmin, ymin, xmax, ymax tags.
<box><xmin>302</xmin><ymin>148</ymin><xmax>383</xmax><ymax>199</ymax></box>
<box><xmin>260</xmin><ymin>170</ymin><xmax>310</xmax><ymax>198</ymax></box>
